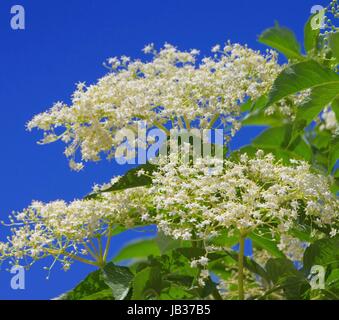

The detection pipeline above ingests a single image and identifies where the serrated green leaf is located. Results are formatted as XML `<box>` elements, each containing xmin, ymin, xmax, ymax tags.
<box><xmin>249</xmin><ymin>232</ymin><xmax>285</xmax><ymax>258</ymax></box>
<box><xmin>102</xmin><ymin>262</ymin><xmax>134</xmax><ymax>300</ymax></box>
<box><xmin>268</xmin><ymin>60</ymin><xmax>339</xmax><ymax>107</ymax></box>
<box><xmin>265</xmin><ymin>60</ymin><xmax>339</xmax><ymax>134</ymax></box>
<box><xmin>297</xmin><ymin>82</ymin><xmax>339</xmax><ymax>124</ymax></box>
<box><xmin>303</xmin><ymin>236</ymin><xmax>339</xmax><ymax>275</ymax></box>
<box><xmin>265</xmin><ymin>258</ymin><xmax>309</xmax><ymax>299</ymax></box>
<box><xmin>259</xmin><ymin>22</ymin><xmax>304</xmax><ymax>61</ymax></box>
<box><xmin>86</xmin><ymin>162</ymin><xmax>156</xmax><ymax>199</ymax></box>
<box><xmin>55</xmin><ymin>270</ymin><xmax>113</xmax><ymax>300</ymax></box>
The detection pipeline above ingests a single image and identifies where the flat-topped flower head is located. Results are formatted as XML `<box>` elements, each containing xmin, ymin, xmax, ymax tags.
<box><xmin>0</xmin><ymin>187</ymin><xmax>149</xmax><ymax>270</ymax></box>
<box><xmin>145</xmin><ymin>151</ymin><xmax>339</xmax><ymax>245</ymax></box>
<box><xmin>27</xmin><ymin>42</ymin><xmax>280</xmax><ymax>169</ymax></box>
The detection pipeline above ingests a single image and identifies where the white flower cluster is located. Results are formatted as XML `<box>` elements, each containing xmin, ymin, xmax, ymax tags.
<box><xmin>27</xmin><ymin>42</ymin><xmax>280</xmax><ymax>169</ymax></box>
<box><xmin>145</xmin><ymin>151</ymin><xmax>339</xmax><ymax>241</ymax></box>
<box><xmin>0</xmin><ymin>187</ymin><xmax>148</xmax><ymax>269</ymax></box>
<box><xmin>319</xmin><ymin>106</ymin><xmax>339</xmax><ymax>133</ymax></box>
<box><xmin>277</xmin><ymin>234</ymin><xmax>308</xmax><ymax>262</ymax></box>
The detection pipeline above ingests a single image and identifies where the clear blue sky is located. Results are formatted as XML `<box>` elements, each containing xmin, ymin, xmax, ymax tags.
<box><xmin>0</xmin><ymin>0</ymin><xmax>328</xmax><ymax>300</ymax></box>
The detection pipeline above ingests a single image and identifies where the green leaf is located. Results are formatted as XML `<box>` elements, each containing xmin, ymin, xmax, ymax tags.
<box><xmin>55</xmin><ymin>270</ymin><xmax>113</xmax><ymax>300</ymax></box>
<box><xmin>311</xmin><ymin>130</ymin><xmax>333</xmax><ymax>150</ymax></box>
<box><xmin>304</xmin><ymin>14</ymin><xmax>320</xmax><ymax>54</ymax></box>
<box><xmin>252</xmin><ymin>125</ymin><xmax>291</xmax><ymax>149</ymax></box>
<box><xmin>266</xmin><ymin>60</ymin><xmax>339</xmax><ymax>131</ymax></box>
<box><xmin>241</xmin><ymin>95</ymin><xmax>268</xmax><ymax>114</ymax></box>
<box><xmin>249</xmin><ymin>231</ymin><xmax>285</xmax><ymax>258</ymax></box>
<box><xmin>242</xmin><ymin>109</ymin><xmax>284</xmax><ymax>126</ymax></box>
<box><xmin>267</xmin><ymin>60</ymin><xmax>339</xmax><ymax>107</ymax></box>
<box><xmin>328</xmin><ymin>32</ymin><xmax>339</xmax><ymax>64</ymax></box>
<box><xmin>297</xmin><ymin>82</ymin><xmax>339</xmax><ymax>124</ymax></box>
<box><xmin>132</xmin><ymin>266</ymin><xmax>164</xmax><ymax>300</ymax></box>
<box><xmin>225</xmin><ymin>249</ymin><xmax>270</xmax><ymax>282</ymax></box>
<box><xmin>289</xmin><ymin>225</ymin><xmax>313</xmax><ymax>243</ymax></box>
<box><xmin>79</xmin><ymin>289</ymin><xmax>115</xmax><ymax>300</ymax></box>
<box><xmin>328</xmin><ymin>137</ymin><xmax>339</xmax><ymax>173</ymax></box>
<box><xmin>113</xmin><ymin>238</ymin><xmax>161</xmax><ymax>263</ymax></box>
<box><xmin>303</xmin><ymin>236</ymin><xmax>339</xmax><ymax>275</ymax></box>
<box><xmin>241</xmin><ymin>95</ymin><xmax>285</xmax><ymax>127</ymax></box>
<box><xmin>265</xmin><ymin>258</ymin><xmax>309</xmax><ymax>299</ymax></box>
<box><xmin>176</xmin><ymin>247</ymin><xmax>206</xmax><ymax>260</ymax></box>
<box><xmin>331</xmin><ymin>177</ymin><xmax>339</xmax><ymax>194</ymax></box>
<box><xmin>159</xmin><ymin>284</ymin><xmax>195</xmax><ymax>300</ymax></box>
<box><xmin>240</xmin><ymin>99</ymin><xmax>253</xmax><ymax>113</ymax></box>
<box><xmin>208</xmin><ymin>258</ymin><xmax>233</xmax><ymax>280</ymax></box>
<box><xmin>327</xmin><ymin>268</ymin><xmax>339</xmax><ymax>288</ymax></box>
<box><xmin>251</xmin><ymin>125</ymin><xmax>312</xmax><ymax>162</ymax></box>
<box><xmin>102</xmin><ymin>262</ymin><xmax>134</xmax><ymax>300</ymax></box>
<box><xmin>155</xmin><ymin>231</ymin><xmax>190</xmax><ymax>254</ymax></box>
<box><xmin>259</xmin><ymin>22</ymin><xmax>304</xmax><ymax>61</ymax></box>
<box><xmin>332</xmin><ymin>97</ymin><xmax>339</xmax><ymax>122</ymax></box>
<box><xmin>265</xmin><ymin>258</ymin><xmax>299</xmax><ymax>283</ymax></box>
<box><xmin>208</xmin><ymin>229</ymin><xmax>239</xmax><ymax>248</ymax></box>
<box><xmin>86</xmin><ymin>162</ymin><xmax>156</xmax><ymax>199</ymax></box>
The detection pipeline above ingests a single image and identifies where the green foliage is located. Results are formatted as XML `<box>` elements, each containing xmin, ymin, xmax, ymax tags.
<box><xmin>102</xmin><ymin>262</ymin><xmax>134</xmax><ymax>300</ymax></box>
<box><xmin>265</xmin><ymin>258</ymin><xmax>310</xmax><ymax>300</ymax></box>
<box><xmin>267</xmin><ymin>60</ymin><xmax>339</xmax><ymax>111</ymax></box>
<box><xmin>303</xmin><ymin>235</ymin><xmax>339</xmax><ymax>274</ymax></box>
<box><xmin>328</xmin><ymin>32</ymin><xmax>339</xmax><ymax>64</ymax></box>
<box><xmin>58</xmin><ymin>11</ymin><xmax>339</xmax><ymax>302</ymax></box>
<box><xmin>113</xmin><ymin>238</ymin><xmax>161</xmax><ymax>263</ymax></box>
<box><xmin>55</xmin><ymin>269</ymin><xmax>113</xmax><ymax>300</ymax></box>
<box><xmin>131</xmin><ymin>266</ymin><xmax>164</xmax><ymax>299</ymax></box>
<box><xmin>249</xmin><ymin>231</ymin><xmax>285</xmax><ymax>259</ymax></box>
<box><xmin>304</xmin><ymin>14</ymin><xmax>320</xmax><ymax>54</ymax></box>
<box><xmin>86</xmin><ymin>162</ymin><xmax>156</xmax><ymax>199</ymax></box>
<box><xmin>259</xmin><ymin>22</ymin><xmax>304</xmax><ymax>61</ymax></box>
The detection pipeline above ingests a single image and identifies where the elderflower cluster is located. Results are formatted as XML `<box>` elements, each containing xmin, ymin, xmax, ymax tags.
<box><xmin>277</xmin><ymin>234</ymin><xmax>308</xmax><ymax>262</ymax></box>
<box><xmin>144</xmin><ymin>151</ymin><xmax>339</xmax><ymax>241</ymax></box>
<box><xmin>27</xmin><ymin>42</ymin><xmax>280</xmax><ymax>169</ymax></box>
<box><xmin>319</xmin><ymin>106</ymin><xmax>339</xmax><ymax>133</ymax></box>
<box><xmin>0</xmin><ymin>187</ymin><xmax>148</xmax><ymax>269</ymax></box>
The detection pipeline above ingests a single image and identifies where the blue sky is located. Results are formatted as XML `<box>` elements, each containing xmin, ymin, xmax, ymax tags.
<box><xmin>0</xmin><ymin>0</ymin><xmax>328</xmax><ymax>300</ymax></box>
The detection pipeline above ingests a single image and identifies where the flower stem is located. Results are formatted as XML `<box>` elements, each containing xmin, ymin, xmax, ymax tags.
<box><xmin>238</xmin><ymin>233</ymin><xmax>245</xmax><ymax>300</ymax></box>
<box><xmin>103</xmin><ymin>230</ymin><xmax>112</xmax><ymax>264</ymax></box>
